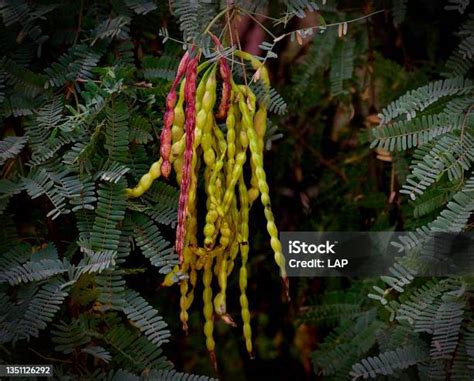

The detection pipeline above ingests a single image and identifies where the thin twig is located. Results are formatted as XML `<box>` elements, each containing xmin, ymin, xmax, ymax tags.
<box><xmin>29</xmin><ymin>347</ymin><xmax>73</xmax><ymax>364</ymax></box>
<box><xmin>240</xmin><ymin>8</ymin><xmax>277</xmax><ymax>39</ymax></box>
<box><xmin>226</xmin><ymin>7</ymin><xmax>235</xmax><ymax>72</ymax></box>
<box><xmin>203</xmin><ymin>6</ymin><xmax>231</xmax><ymax>35</ymax></box>
<box><xmin>276</xmin><ymin>9</ymin><xmax>385</xmax><ymax>41</ymax></box>
<box><xmin>235</xmin><ymin>28</ymin><xmax>248</xmax><ymax>88</ymax></box>
<box><xmin>73</xmin><ymin>0</ymin><xmax>84</xmax><ymax>45</ymax></box>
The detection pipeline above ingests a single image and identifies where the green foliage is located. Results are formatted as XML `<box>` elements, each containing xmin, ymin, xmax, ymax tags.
<box><xmin>290</xmin><ymin>15</ymin><xmax>360</xmax><ymax>102</ymax></box>
<box><xmin>444</xmin><ymin>12</ymin><xmax>474</xmax><ymax>76</ymax></box>
<box><xmin>0</xmin><ymin>135</ymin><xmax>27</xmax><ymax>165</ymax></box>
<box><xmin>123</xmin><ymin>289</ymin><xmax>171</xmax><ymax>346</ymax></box>
<box><xmin>303</xmin><ymin>5</ymin><xmax>474</xmax><ymax>381</ymax></box>
<box><xmin>251</xmin><ymin>81</ymin><xmax>288</xmax><ymax>115</ymax></box>
<box><xmin>110</xmin><ymin>368</ymin><xmax>217</xmax><ymax>380</ymax></box>
<box><xmin>307</xmin><ymin>278</ymin><xmax>472</xmax><ymax>380</ymax></box>
<box><xmin>292</xmin><ymin>28</ymin><xmax>338</xmax><ymax>94</ymax></box>
<box><xmin>132</xmin><ymin>213</ymin><xmax>177</xmax><ymax>271</ymax></box>
<box><xmin>1</xmin><ymin>0</ymin><xmax>473</xmax><ymax>379</ymax></box>
<box><xmin>350</xmin><ymin>346</ymin><xmax>427</xmax><ymax>379</ymax></box>
<box><xmin>330</xmin><ymin>38</ymin><xmax>355</xmax><ymax>96</ymax></box>
<box><xmin>370</xmin><ymin>14</ymin><xmax>474</xmax><ymax>248</ymax></box>
<box><xmin>371</xmin><ymin>77</ymin><xmax>473</xmax><ymax>151</ymax></box>
<box><xmin>170</xmin><ymin>0</ymin><xmax>215</xmax><ymax>44</ymax></box>
<box><xmin>0</xmin><ymin>0</ymin><xmax>216</xmax><ymax>378</ymax></box>
<box><xmin>392</xmin><ymin>0</ymin><xmax>408</xmax><ymax>25</ymax></box>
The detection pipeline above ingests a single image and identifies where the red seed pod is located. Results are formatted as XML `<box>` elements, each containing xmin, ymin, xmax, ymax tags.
<box><xmin>159</xmin><ymin>108</ymin><xmax>174</xmax><ymax>177</ymax></box>
<box><xmin>216</xmin><ymin>61</ymin><xmax>231</xmax><ymax>120</ymax></box>
<box><xmin>160</xmin><ymin>53</ymin><xmax>190</xmax><ymax>178</ymax></box>
<box><xmin>159</xmin><ymin>123</ymin><xmax>172</xmax><ymax>157</ymax></box>
<box><xmin>166</xmin><ymin>90</ymin><xmax>178</xmax><ymax>110</ymax></box>
<box><xmin>176</xmin><ymin>56</ymin><xmax>198</xmax><ymax>263</ymax></box>
<box><xmin>211</xmin><ymin>34</ymin><xmax>231</xmax><ymax>120</ymax></box>
<box><xmin>174</xmin><ymin>51</ymin><xmax>190</xmax><ymax>88</ymax></box>
<box><xmin>161</xmin><ymin>159</ymin><xmax>172</xmax><ymax>179</ymax></box>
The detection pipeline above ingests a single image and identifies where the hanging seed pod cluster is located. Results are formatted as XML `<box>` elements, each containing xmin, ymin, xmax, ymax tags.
<box><xmin>126</xmin><ymin>41</ymin><xmax>288</xmax><ymax>364</ymax></box>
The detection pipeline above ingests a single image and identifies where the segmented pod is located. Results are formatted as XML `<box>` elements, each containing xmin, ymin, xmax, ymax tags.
<box><xmin>160</xmin><ymin>52</ymin><xmax>190</xmax><ymax>178</ymax></box>
<box><xmin>238</xmin><ymin>174</ymin><xmax>252</xmax><ymax>355</ymax></box>
<box><xmin>202</xmin><ymin>256</ymin><xmax>217</xmax><ymax>369</ymax></box>
<box><xmin>126</xmin><ymin>45</ymin><xmax>289</xmax><ymax>364</ymax></box>
<box><xmin>176</xmin><ymin>56</ymin><xmax>199</xmax><ymax>262</ymax></box>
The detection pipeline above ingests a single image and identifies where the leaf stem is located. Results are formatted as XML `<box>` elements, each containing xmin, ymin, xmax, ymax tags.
<box><xmin>277</xmin><ymin>9</ymin><xmax>385</xmax><ymax>41</ymax></box>
<box><xmin>203</xmin><ymin>6</ymin><xmax>231</xmax><ymax>36</ymax></box>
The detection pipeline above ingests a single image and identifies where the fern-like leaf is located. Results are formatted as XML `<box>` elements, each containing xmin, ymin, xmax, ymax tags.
<box><xmin>370</xmin><ymin>110</ymin><xmax>466</xmax><ymax>151</ymax></box>
<box><xmin>0</xmin><ymin>258</ymin><xmax>69</xmax><ymax>285</ymax></box>
<box><xmin>330</xmin><ymin>38</ymin><xmax>355</xmax><ymax>96</ymax></box>
<box><xmin>52</xmin><ymin>318</ymin><xmax>91</xmax><ymax>354</ymax></box>
<box><xmin>1</xmin><ymin>279</ymin><xmax>70</xmax><ymax>343</ymax></box>
<box><xmin>97</xmin><ymin>162</ymin><xmax>130</xmax><ymax>184</ymax></box>
<box><xmin>350</xmin><ymin>346</ymin><xmax>427</xmax><ymax>379</ymax></box>
<box><xmin>82</xmin><ymin>346</ymin><xmax>112</xmax><ymax>363</ymax></box>
<box><xmin>90</xmin><ymin>179</ymin><xmax>127</xmax><ymax>252</ymax></box>
<box><xmin>92</xmin><ymin>16</ymin><xmax>131</xmax><ymax>44</ymax></box>
<box><xmin>376</xmin><ymin>77</ymin><xmax>472</xmax><ymax>125</ymax></box>
<box><xmin>430</xmin><ymin>300</ymin><xmax>465</xmax><ymax>359</ymax></box>
<box><xmin>96</xmin><ymin>269</ymin><xmax>127</xmax><ymax>311</ymax></box>
<box><xmin>0</xmin><ymin>136</ymin><xmax>27</xmax><ymax>165</ymax></box>
<box><xmin>104</xmin><ymin>99</ymin><xmax>130</xmax><ymax>163</ymax></box>
<box><xmin>132</xmin><ymin>213</ymin><xmax>177</xmax><ymax>272</ymax></box>
<box><xmin>125</xmin><ymin>0</ymin><xmax>157</xmax><ymax>15</ymax></box>
<box><xmin>292</xmin><ymin>28</ymin><xmax>337</xmax><ymax>93</ymax></box>
<box><xmin>123</xmin><ymin>289</ymin><xmax>171</xmax><ymax>347</ymax></box>
<box><xmin>22</xmin><ymin>169</ymin><xmax>69</xmax><ymax>219</ymax></box>
<box><xmin>444</xmin><ymin>13</ymin><xmax>474</xmax><ymax>76</ymax></box>
<box><xmin>144</xmin><ymin>369</ymin><xmax>218</xmax><ymax>381</ymax></box>
<box><xmin>77</xmin><ymin>249</ymin><xmax>117</xmax><ymax>276</ymax></box>
<box><xmin>105</xmin><ymin>325</ymin><xmax>169</xmax><ymax>372</ymax></box>
<box><xmin>400</xmin><ymin>131</ymin><xmax>474</xmax><ymax>200</ymax></box>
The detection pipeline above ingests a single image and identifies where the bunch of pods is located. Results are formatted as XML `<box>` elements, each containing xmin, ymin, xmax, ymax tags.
<box><xmin>127</xmin><ymin>41</ymin><xmax>288</xmax><ymax>365</ymax></box>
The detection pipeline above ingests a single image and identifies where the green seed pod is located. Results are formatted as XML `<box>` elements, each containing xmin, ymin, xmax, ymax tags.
<box><xmin>220</xmin><ymin>151</ymin><xmax>246</xmax><ymax>215</ymax></box>
<box><xmin>237</xmin><ymin>174</ymin><xmax>252</xmax><ymax>356</ymax></box>
<box><xmin>218</xmin><ymin>220</ymin><xmax>232</xmax><ymax>248</ymax></box>
<box><xmin>179</xmin><ymin>277</ymin><xmax>190</xmax><ymax>332</ymax></box>
<box><xmin>246</xmin><ymin>101</ymin><xmax>288</xmax><ymax>282</ymax></box>
<box><xmin>225</xmin><ymin>104</ymin><xmax>236</xmax><ymax>188</ymax></box>
<box><xmin>213</xmin><ymin>121</ymin><xmax>227</xmax><ymax>155</ymax></box>
<box><xmin>203</xmin><ymin>153</ymin><xmax>224</xmax><ymax>249</ymax></box>
<box><xmin>248</xmin><ymin>186</ymin><xmax>259</xmax><ymax>204</ymax></box>
<box><xmin>139</xmin><ymin>173</ymin><xmax>153</xmax><ymax>190</ymax></box>
<box><xmin>149</xmin><ymin>160</ymin><xmax>162</xmax><ymax>179</ymax></box>
<box><xmin>196</xmin><ymin>67</ymin><xmax>212</xmax><ymax>112</ymax></box>
<box><xmin>127</xmin><ymin>51</ymin><xmax>289</xmax><ymax>360</ymax></box>
<box><xmin>202</xmin><ymin>257</ymin><xmax>216</xmax><ymax>357</ymax></box>
<box><xmin>172</xmin><ymin>80</ymin><xmax>186</xmax><ymax>142</ymax></box>
<box><xmin>131</xmin><ymin>185</ymin><xmax>144</xmax><ymax>198</ymax></box>
<box><xmin>173</xmin><ymin>156</ymin><xmax>183</xmax><ymax>184</ymax></box>
<box><xmin>226</xmin><ymin>240</ymin><xmax>239</xmax><ymax>276</ymax></box>
<box><xmin>126</xmin><ymin>158</ymin><xmax>164</xmax><ymax>198</ymax></box>
<box><xmin>254</xmin><ymin>107</ymin><xmax>267</xmax><ymax>150</ymax></box>
<box><xmin>201</xmin><ymin>70</ymin><xmax>218</xmax><ymax>170</ymax></box>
